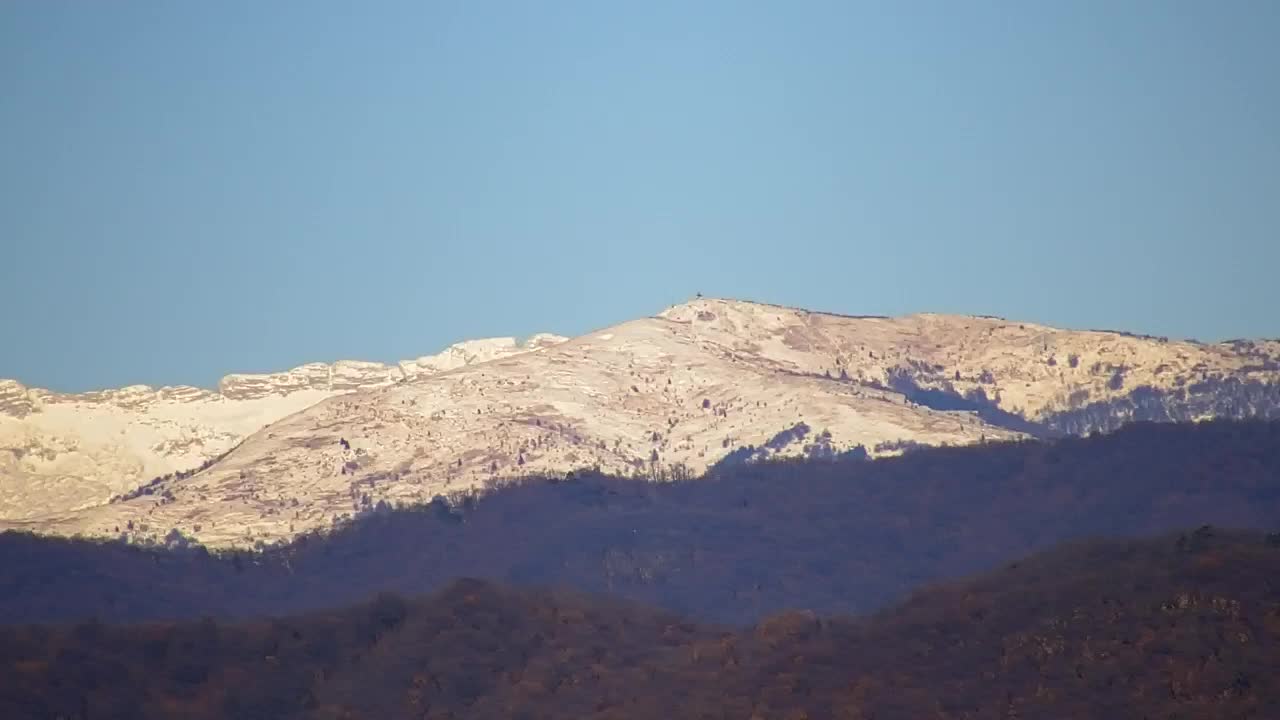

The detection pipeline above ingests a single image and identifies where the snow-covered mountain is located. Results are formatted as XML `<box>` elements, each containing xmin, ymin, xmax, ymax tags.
<box><xmin>4</xmin><ymin>297</ymin><xmax>1279</xmax><ymax>547</ymax></box>
<box><xmin>0</xmin><ymin>334</ymin><xmax>566</xmax><ymax>519</ymax></box>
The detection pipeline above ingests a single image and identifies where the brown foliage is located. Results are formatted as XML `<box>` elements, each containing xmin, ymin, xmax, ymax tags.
<box><xmin>3</xmin><ymin>531</ymin><xmax>1280</xmax><ymax>719</ymax></box>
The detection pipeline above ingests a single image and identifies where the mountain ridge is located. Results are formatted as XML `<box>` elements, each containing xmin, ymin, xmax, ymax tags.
<box><xmin>4</xmin><ymin>297</ymin><xmax>1279</xmax><ymax>545</ymax></box>
<box><xmin>0</xmin><ymin>334</ymin><xmax>568</xmax><ymax>519</ymax></box>
<box><xmin>1</xmin><ymin>332</ymin><xmax>573</xmax><ymax>404</ymax></box>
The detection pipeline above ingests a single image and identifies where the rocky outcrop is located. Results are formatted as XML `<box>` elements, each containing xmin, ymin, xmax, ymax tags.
<box><xmin>218</xmin><ymin>362</ymin><xmax>346</xmax><ymax>400</ymax></box>
<box><xmin>156</xmin><ymin>385</ymin><xmax>217</xmax><ymax>403</ymax></box>
<box><xmin>0</xmin><ymin>380</ymin><xmax>33</xmax><ymax>418</ymax></box>
<box><xmin>330</xmin><ymin>361</ymin><xmax>403</xmax><ymax>391</ymax></box>
<box><xmin>398</xmin><ymin>335</ymin><xmax>570</xmax><ymax>378</ymax></box>
<box><xmin>217</xmin><ymin>361</ymin><xmax>402</xmax><ymax>400</ymax></box>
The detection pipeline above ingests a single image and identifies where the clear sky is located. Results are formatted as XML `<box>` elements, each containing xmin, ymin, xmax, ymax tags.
<box><xmin>3</xmin><ymin>1</ymin><xmax>1277</xmax><ymax>392</ymax></box>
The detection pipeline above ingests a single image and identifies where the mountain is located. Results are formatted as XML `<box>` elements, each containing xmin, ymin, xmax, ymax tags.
<box><xmin>5</xmin><ymin>529</ymin><xmax>1279</xmax><ymax>720</ymax></box>
<box><xmin>4</xmin><ymin>297</ymin><xmax>1279</xmax><ymax>546</ymax></box>
<box><xmin>0</xmin><ymin>334</ymin><xmax>566</xmax><ymax>521</ymax></box>
<box><xmin>3</xmin><ymin>420</ymin><xmax>1278</xmax><ymax>626</ymax></box>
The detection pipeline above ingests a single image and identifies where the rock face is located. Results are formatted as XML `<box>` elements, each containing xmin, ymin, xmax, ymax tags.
<box><xmin>0</xmin><ymin>335</ymin><xmax>566</xmax><ymax>521</ymax></box>
<box><xmin>8</xmin><ymin>297</ymin><xmax>1278</xmax><ymax>549</ymax></box>
<box><xmin>0</xmin><ymin>380</ymin><xmax>35</xmax><ymax>419</ymax></box>
<box><xmin>217</xmin><ymin>362</ymin><xmax>397</xmax><ymax>400</ymax></box>
<box><xmin>399</xmin><ymin>334</ymin><xmax>569</xmax><ymax>379</ymax></box>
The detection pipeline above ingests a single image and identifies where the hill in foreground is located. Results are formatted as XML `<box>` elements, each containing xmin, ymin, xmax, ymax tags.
<box><xmin>4</xmin><ymin>529</ymin><xmax>1279</xmax><ymax>719</ymax></box>
<box><xmin>3</xmin><ymin>419</ymin><xmax>1280</xmax><ymax>626</ymax></box>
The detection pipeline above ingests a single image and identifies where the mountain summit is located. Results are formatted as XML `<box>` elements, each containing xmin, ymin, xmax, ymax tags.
<box><xmin>4</xmin><ymin>298</ymin><xmax>1279</xmax><ymax>546</ymax></box>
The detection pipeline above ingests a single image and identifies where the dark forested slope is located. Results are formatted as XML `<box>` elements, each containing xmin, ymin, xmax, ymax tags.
<box><xmin>3</xmin><ymin>420</ymin><xmax>1280</xmax><ymax>626</ymax></box>
<box><xmin>4</xmin><ymin>530</ymin><xmax>1280</xmax><ymax>720</ymax></box>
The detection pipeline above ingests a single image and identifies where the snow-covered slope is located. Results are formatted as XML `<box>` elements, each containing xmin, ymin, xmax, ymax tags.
<box><xmin>5</xmin><ymin>298</ymin><xmax>1279</xmax><ymax>548</ymax></box>
<box><xmin>0</xmin><ymin>335</ymin><xmax>566</xmax><ymax>520</ymax></box>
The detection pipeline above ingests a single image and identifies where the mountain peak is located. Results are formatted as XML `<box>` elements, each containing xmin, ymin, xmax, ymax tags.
<box><xmin>4</xmin><ymin>300</ymin><xmax>1279</xmax><ymax>546</ymax></box>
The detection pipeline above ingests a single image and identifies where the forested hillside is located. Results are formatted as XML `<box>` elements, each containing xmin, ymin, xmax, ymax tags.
<box><xmin>4</xmin><ymin>530</ymin><xmax>1279</xmax><ymax>719</ymax></box>
<box><xmin>4</xmin><ymin>420</ymin><xmax>1279</xmax><ymax>626</ymax></box>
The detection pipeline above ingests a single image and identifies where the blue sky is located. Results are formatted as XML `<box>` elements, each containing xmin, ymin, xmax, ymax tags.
<box><xmin>3</xmin><ymin>1</ymin><xmax>1277</xmax><ymax>392</ymax></box>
